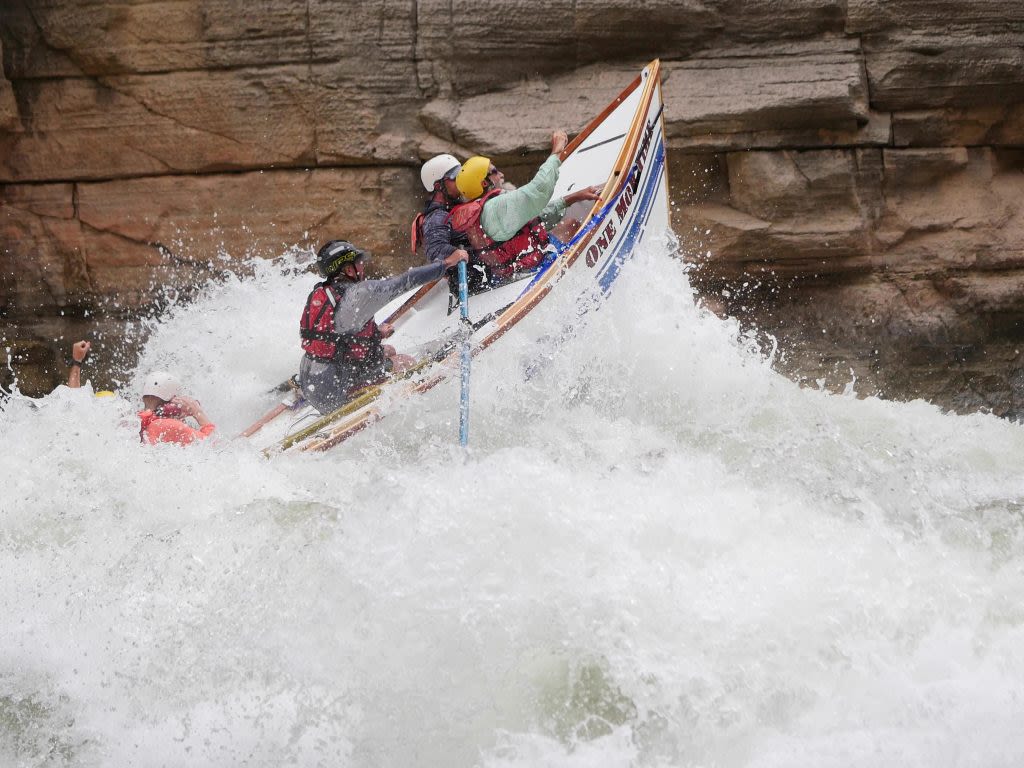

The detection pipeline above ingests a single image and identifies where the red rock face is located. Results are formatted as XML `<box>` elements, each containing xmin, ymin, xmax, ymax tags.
<box><xmin>2</xmin><ymin>0</ymin><xmax>1024</xmax><ymax>413</ymax></box>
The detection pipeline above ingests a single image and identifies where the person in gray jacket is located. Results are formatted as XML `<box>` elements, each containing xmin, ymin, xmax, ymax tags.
<box><xmin>298</xmin><ymin>239</ymin><xmax>467</xmax><ymax>414</ymax></box>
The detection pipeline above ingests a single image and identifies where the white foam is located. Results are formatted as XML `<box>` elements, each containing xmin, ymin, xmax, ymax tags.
<box><xmin>3</xmin><ymin>241</ymin><xmax>1024</xmax><ymax>767</ymax></box>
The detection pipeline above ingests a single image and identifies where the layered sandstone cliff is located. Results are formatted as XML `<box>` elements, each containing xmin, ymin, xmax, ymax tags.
<box><xmin>2</xmin><ymin>1</ymin><xmax>1023</xmax><ymax>414</ymax></box>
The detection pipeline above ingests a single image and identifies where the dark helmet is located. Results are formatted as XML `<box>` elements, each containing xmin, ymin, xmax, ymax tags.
<box><xmin>316</xmin><ymin>240</ymin><xmax>369</xmax><ymax>278</ymax></box>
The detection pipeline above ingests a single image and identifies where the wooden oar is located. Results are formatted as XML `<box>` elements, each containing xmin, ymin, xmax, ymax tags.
<box><xmin>384</xmin><ymin>279</ymin><xmax>440</xmax><ymax>325</ymax></box>
<box><xmin>241</xmin><ymin>401</ymin><xmax>290</xmax><ymax>438</ymax></box>
<box><xmin>242</xmin><ymin>380</ymin><xmax>302</xmax><ymax>437</ymax></box>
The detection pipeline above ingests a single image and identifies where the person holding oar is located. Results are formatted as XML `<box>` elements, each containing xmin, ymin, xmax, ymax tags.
<box><xmin>298</xmin><ymin>240</ymin><xmax>467</xmax><ymax>415</ymax></box>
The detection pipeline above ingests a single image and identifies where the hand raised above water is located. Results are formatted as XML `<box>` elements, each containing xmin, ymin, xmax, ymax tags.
<box><xmin>72</xmin><ymin>340</ymin><xmax>91</xmax><ymax>362</ymax></box>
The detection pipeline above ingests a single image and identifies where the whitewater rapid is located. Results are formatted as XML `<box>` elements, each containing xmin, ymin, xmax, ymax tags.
<box><xmin>3</xmin><ymin>244</ymin><xmax>1024</xmax><ymax>767</ymax></box>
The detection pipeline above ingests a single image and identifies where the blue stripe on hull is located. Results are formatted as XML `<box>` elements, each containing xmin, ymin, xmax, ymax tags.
<box><xmin>595</xmin><ymin>132</ymin><xmax>667</xmax><ymax>293</ymax></box>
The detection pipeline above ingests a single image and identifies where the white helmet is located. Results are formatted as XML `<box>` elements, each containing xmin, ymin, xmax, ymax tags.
<box><xmin>420</xmin><ymin>153</ymin><xmax>461</xmax><ymax>191</ymax></box>
<box><xmin>142</xmin><ymin>371</ymin><xmax>181</xmax><ymax>402</ymax></box>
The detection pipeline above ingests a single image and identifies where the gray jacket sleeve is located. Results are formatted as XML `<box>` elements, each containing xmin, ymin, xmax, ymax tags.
<box><xmin>423</xmin><ymin>208</ymin><xmax>458</xmax><ymax>264</ymax></box>
<box><xmin>332</xmin><ymin>261</ymin><xmax>447</xmax><ymax>334</ymax></box>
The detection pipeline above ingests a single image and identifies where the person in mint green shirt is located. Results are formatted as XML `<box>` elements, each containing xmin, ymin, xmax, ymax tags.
<box><xmin>449</xmin><ymin>131</ymin><xmax>601</xmax><ymax>285</ymax></box>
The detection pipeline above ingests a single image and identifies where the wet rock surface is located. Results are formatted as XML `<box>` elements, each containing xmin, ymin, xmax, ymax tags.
<box><xmin>2</xmin><ymin>0</ymin><xmax>1023</xmax><ymax>415</ymax></box>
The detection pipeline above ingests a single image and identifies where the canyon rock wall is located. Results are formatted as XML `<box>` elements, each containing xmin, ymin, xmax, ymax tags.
<box><xmin>2</xmin><ymin>0</ymin><xmax>1023</xmax><ymax>414</ymax></box>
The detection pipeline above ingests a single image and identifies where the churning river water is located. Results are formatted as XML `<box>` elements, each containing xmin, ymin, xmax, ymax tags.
<box><xmin>3</xmin><ymin>243</ymin><xmax>1024</xmax><ymax>767</ymax></box>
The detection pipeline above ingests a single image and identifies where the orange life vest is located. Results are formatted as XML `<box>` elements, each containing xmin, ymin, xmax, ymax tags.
<box><xmin>138</xmin><ymin>409</ymin><xmax>215</xmax><ymax>445</ymax></box>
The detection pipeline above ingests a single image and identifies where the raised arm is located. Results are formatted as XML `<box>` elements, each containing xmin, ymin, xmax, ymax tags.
<box><xmin>332</xmin><ymin>256</ymin><xmax>463</xmax><ymax>333</ymax></box>
<box><xmin>67</xmin><ymin>340</ymin><xmax>90</xmax><ymax>388</ymax></box>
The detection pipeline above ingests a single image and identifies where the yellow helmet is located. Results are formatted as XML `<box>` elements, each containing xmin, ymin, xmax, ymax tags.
<box><xmin>456</xmin><ymin>156</ymin><xmax>492</xmax><ymax>201</ymax></box>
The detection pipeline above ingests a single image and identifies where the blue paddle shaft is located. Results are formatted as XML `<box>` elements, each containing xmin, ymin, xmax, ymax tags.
<box><xmin>458</xmin><ymin>262</ymin><xmax>470</xmax><ymax>320</ymax></box>
<box><xmin>457</xmin><ymin>261</ymin><xmax>470</xmax><ymax>447</ymax></box>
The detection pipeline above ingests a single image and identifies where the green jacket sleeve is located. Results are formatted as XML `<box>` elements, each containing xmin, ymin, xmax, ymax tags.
<box><xmin>480</xmin><ymin>155</ymin><xmax>564</xmax><ymax>242</ymax></box>
<box><xmin>539</xmin><ymin>197</ymin><xmax>568</xmax><ymax>230</ymax></box>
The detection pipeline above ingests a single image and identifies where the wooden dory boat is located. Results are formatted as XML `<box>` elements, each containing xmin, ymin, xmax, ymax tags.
<box><xmin>251</xmin><ymin>59</ymin><xmax>670</xmax><ymax>455</ymax></box>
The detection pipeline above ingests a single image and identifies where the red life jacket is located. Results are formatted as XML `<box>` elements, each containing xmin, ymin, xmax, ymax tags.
<box><xmin>447</xmin><ymin>189</ymin><xmax>549</xmax><ymax>280</ymax></box>
<box><xmin>300</xmin><ymin>281</ymin><xmax>384</xmax><ymax>366</ymax></box>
